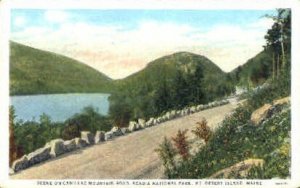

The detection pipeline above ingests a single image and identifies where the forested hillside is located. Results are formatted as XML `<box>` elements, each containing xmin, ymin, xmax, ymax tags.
<box><xmin>109</xmin><ymin>52</ymin><xmax>235</xmax><ymax>127</ymax></box>
<box><xmin>10</xmin><ymin>42</ymin><xmax>114</xmax><ymax>95</ymax></box>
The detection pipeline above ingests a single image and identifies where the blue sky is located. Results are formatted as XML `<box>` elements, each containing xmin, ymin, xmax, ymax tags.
<box><xmin>11</xmin><ymin>9</ymin><xmax>276</xmax><ymax>79</ymax></box>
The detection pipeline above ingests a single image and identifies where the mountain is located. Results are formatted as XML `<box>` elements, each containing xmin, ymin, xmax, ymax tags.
<box><xmin>230</xmin><ymin>49</ymin><xmax>273</xmax><ymax>87</ymax></box>
<box><xmin>115</xmin><ymin>51</ymin><xmax>232</xmax><ymax>97</ymax></box>
<box><xmin>10</xmin><ymin>41</ymin><xmax>113</xmax><ymax>95</ymax></box>
<box><xmin>109</xmin><ymin>52</ymin><xmax>235</xmax><ymax>124</ymax></box>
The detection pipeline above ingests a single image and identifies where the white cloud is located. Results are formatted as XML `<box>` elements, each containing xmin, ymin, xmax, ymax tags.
<box><xmin>13</xmin><ymin>16</ymin><xmax>27</xmax><ymax>27</ymax></box>
<box><xmin>44</xmin><ymin>10</ymin><xmax>70</xmax><ymax>23</ymax></box>
<box><xmin>11</xmin><ymin>18</ymin><xmax>272</xmax><ymax>79</ymax></box>
<box><xmin>248</xmin><ymin>17</ymin><xmax>274</xmax><ymax>30</ymax></box>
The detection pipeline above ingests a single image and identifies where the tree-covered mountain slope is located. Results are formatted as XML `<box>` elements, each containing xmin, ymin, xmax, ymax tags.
<box><xmin>10</xmin><ymin>41</ymin><xmax>113</xmax><ymax>95</ymax></box>
<box><xmin>109</xmin><ymin>52</ymin><xmax>235</xmax><ymax>125</ymax></box>
<box><xmin>230</xmin><ymin>49</ymin><xmax>273</xmax><ymax>87</ymax></box>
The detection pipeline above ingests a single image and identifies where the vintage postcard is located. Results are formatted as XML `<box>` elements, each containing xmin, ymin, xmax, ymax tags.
<box><xmin>0</xmin><ymin>0</ymin><xmax>300</xmax><ymax>187</ymax></box>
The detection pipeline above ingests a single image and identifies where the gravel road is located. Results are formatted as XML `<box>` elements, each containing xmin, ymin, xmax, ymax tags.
<box><xmin>11</xmin><ymin>102</ymin><xmax>238</xmax><ymax>179</ymax></box>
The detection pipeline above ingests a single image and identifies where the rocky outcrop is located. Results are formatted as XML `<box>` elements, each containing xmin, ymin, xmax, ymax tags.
<box><xmin>81</xmin><ymin>131</ymin><xmax>95</xmax><ymax>145</ymax></box>
<box><xmin>273</xmin><ymin>96</ymin><xmax>290</xmax><ymax>106</ymax></box>
<box><xmin>251</xmin><ymin>96</ymin><xmax>290</xmax><ymax>126</ymax></box>
<box><xmin>209</xmin><ymin>158</ymin><xmax>264</xmax><ymax>178</ymax></box>
<box><xmin>251</xmin><ymin>104</ymin><xmax>273</xmax><ymax>126</ymax></box>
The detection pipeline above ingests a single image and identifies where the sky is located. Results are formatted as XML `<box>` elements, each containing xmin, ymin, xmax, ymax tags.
<box><xmin>11</xmin><ymin>9</ymin><xmax>276</xmax><ymax>79</ymax></box>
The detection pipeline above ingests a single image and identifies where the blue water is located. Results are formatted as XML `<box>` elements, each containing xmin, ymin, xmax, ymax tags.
<box><xmin>10</xmin><ymin>93</ymin><xmax>110</xmax><ymax>122</ymax></box>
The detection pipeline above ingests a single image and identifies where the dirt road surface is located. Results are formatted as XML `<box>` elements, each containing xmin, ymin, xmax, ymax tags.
<box><xmin>11</xmin><ymin>102</ymin><xmax>238</xmax><ymax>179</ymax></box>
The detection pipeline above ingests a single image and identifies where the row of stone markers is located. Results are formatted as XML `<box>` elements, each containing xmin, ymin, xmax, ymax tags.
<box><xmin>10</xmin><ymin>99</ymin><xmax>229</xmax><ymax>174</ymax></box>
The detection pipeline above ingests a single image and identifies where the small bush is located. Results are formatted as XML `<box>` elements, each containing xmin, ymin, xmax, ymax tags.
<box><xmin>192</xmin><ymin>118</ymin><xmax>212</xmax><ymax>143</ymax></box>
<box><xmin>172</xmin><ymin>129</ymin><xmax>190</xmax><ymax>160</ymax></box>
<box><xmin>155</xmin><ymin>137</ymin><xmax>177</xmax><ymax>177</ymax></box>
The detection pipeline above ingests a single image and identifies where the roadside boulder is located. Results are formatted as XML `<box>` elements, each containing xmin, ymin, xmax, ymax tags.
<box><xmin>157</xmin><ymin>117</ymin><xmax>162</xmax><ymax>124</ymax></box>
<box><xmin>251</xmin><ymin>104</ymin><xmax>272</xmax><ymax>126</ymax></box>
<box><xmin>128</xmin><ymin>121</ymin><xmax>138</xmax><ymax>132</ymax></box>
<box><xmin>111</xmin><ymin>126</ymin><xmax>124</xmax><ymax>136</ymax></box>
<box><xmin>146</xmin><ymin>118</ymin><xmax>154</xmax><ymax>127</ymax></box>
<box><xmin>180</xmin><ymin>110</ymin><xmax>185</xmax><ymax>116</ymax></box>
<box><xmin>27</xmin><ymin>145</ymin><xmax>51</xmax><ymax>165</ymax></box>
<box><xmin>81</xmin><ymin>131</ymin><xmax>95</xmax><ymax>145</ymax></box>
<box><xmin>154</xmin><ymin>118</ymin><xmax>159</xmax><ymax>124</ymax></box>
<box><xmin>121</xmin><ymin>127</ymin><xmax>129</xmax><ymax>134</ymax></box>
<box><xmin>208</xmin><ymin>102</ymin><xmax>214</xmax><ymax>108</ymax></box>
<box><xmin>209</xmin><ymin>159</ymin><xmax>264</xmax><ymax>178</ymax></box>
<box><xmin>105</xmin><ymin>131</ymin><xmax>114</xmax><ymax>140</ymax></box>
<box><xmin>94</xmin><ymin>131</ymin><xmax>105</xmax><ymax>143</ymax></box>
<box><xmin>48</xmin><ymin>139</ymin><xmax>65</xmax><ymax>157</ymax></box>
<box><xmin>12</xmin><ymin>155</ymin><xmax>29</xmax><ymax>172</ymax></box>
<box><xmin>190</xmin><ymin>106</ymin><xmax>196</xmax><ymax>113</ymax></box>
<box><xmin>74</xmin><ymin>137</ymin><xmax>88</xmax><ymax>148</ymax></box>
<box><xmin>63</xmin><ymin>139</ymin><xmax>76</xmax><ymax>152</ymax></box>
<box><xmin>138</xmin><ymin>119</ymin><xmax>146</xmax><ymax>128</ymax></box>
<box><xmin>170</xmin><ymin>110</ymin><xmax>176</xmax><ymax>118</ymax></box>
<box><xmin>186</xmin><ymin>108</ymin><xmax>190</xmax><ymax>115</ymax></box>
<box><xmin>222</xmin><ymin>99</ymin><xmax>228</xmax><ymax>105</ymax></box>
<box><xmin>165</xmin><ymin>112</ymin><xmax>171</xmax><ymax>120</ymax></box>
<box><xmin>196</xmin><ymin>104</ymin><xmax>204</xmax><ymax>111</ymax></box>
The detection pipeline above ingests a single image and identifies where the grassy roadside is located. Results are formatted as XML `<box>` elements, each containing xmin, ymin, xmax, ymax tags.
<box><xmin>158</xmin><ymin>72</ymin><xmax>291</xmax><ymax>179</ymax></box>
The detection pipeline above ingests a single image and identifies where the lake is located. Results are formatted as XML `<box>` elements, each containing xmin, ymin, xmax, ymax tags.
<box><xmin>10</xmin><ymin>93</ymin><xmax>110</xmax><ymax>122</ymax></box>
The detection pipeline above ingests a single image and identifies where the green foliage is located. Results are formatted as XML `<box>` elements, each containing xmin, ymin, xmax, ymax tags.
<box><xmin>164</xmin><ymin>60</ymin><xmax>291</xmax><ymax>178</ymax></box>
<box><xmin>172</xmin><ymin>129</ymin><xmax>190</xmax><ymax>160</ymax></box>
<box><xmin>230</xmin><ymin>49</ymin><xmax>273</xmax><ymax>87</ymax></box>
<box><xmin>168</xmin><ymin>105</ymin><xmax>290</xmax><ymax>179</ymax></box>
<box><xmin>63</xmin><ymin>106</ymin><xmax>112</xmax><ymax>139</ymax></box>
<box><xmin>13</xmin><ymin>106</ymin><xmax>112</xmax><ymax>155</ymax></box>
<box><xmin>155</xmin><ymin>137</ymin><xmax>177</xmax><ymax>177</ymax></box>
<box><xmin>109</xmin><ymin>52</ymin><xmax>235</xmax><ymax>125</ymax></box>
<box><xmin>14</xmin><ymin>114</ymin><xmax>65</xmax><ymax>154</ymax></box>
<box><xmin>247</xmin><ymin>69</ymin><xmax>290</xmax><ymax>109</ymax></box>
<box><xmin>10</xmin><ymin>41</ymin><xmax>114</xmax><ymax>95</ymax></box>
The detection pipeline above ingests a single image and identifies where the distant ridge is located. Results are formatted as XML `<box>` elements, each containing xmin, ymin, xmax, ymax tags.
<box><xmin>10</xmin><ymin>41</ymin><xmax>113</xmax><ymax>95</ymax></box>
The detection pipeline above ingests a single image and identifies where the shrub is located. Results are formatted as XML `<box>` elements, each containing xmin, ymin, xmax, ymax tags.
<box><xmin>192</xmin><ymin>118</ymin><xmax>212</xmax><ymax>143</ymax></box>
<box><xmin>172</xmin><ymin>129</ymin><xmax>190</xmax><ymax>160</ymax></box>
<box><xmin>62</xmin><ymin>121</ymin><xmax>81</xmax><ymax>140</ymax></box>
<box><xmin>155</xmin><ymin>137</ymin><xmax>177</xmax><ymax>177</ymax></box>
